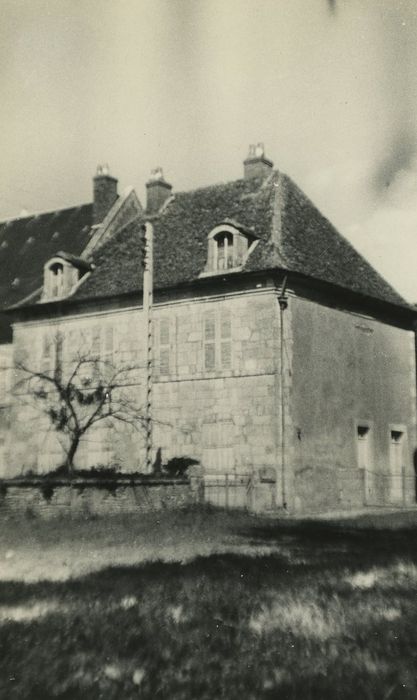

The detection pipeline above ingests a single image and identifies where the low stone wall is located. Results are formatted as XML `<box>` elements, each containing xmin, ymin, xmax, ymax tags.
<box><xmin>0</xmin><ymin>477</ymin><xmax>201</xmax><ymax>519</ymax></box>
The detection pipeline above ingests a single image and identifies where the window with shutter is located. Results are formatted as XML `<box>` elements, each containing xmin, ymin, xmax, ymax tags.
<box><xmin>104</xmin><ymin>327</ymin><xmax>114</xmax><ymax>361</ymax></box>
<box><xmin>91</xmin><ymin>326</ymin><xmax>101</xmax><ymax>382</ymax></box>
<box><xmin>41</xmin><ymin>335</ymin><xmax>52</xmax><ymax>375</ymax></box>
<box><xmin>91</xmin><ymin>326</ymin><xmax>101</xmax><ymax>359</ymax></box>
<box><xmin>203</xmin><ymin>308</ymin><xmax>232</xmax><ymax>372</ymax></box>
<box><xmin>67</xmin><ymin>330</ymin><xmax>78</xmax><ymax>363</ymax></box>
<box><xmin>220</xmin><ymin>309</ymin><xmax>231</xmax><ymax>369</ymax></box>
<box><xmin>204</xmin><ymin>312</ymin><xmax>216</xmax><ymax>371</ymax></box>
<box><xmin>159</xmin><ymin>318</ymin><xmax>170</xmax><ymax>376</ymax></box>
<box><xmin>55</xmin><ymin>332</ymin><xmax>63</xmax><ymax>380</ymax></box>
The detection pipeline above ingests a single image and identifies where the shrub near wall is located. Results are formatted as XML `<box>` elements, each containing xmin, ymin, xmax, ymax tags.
<box><xmin>0</xmin><ymin>477</ymin><xmax>201</xmax><ymax>520</ymax></box>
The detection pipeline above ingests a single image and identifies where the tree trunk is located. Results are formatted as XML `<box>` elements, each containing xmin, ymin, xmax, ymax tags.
<box><xmin>65</xmin><ymin>435</ymin><xmax>80</xmax><ymax>478</ymax></box>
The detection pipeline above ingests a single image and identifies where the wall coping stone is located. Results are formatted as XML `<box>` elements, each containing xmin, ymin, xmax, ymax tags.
<box><xmin>0</xmin><ymin>477</ymin><xmax>190</xmax><ymax>488</ymax></box>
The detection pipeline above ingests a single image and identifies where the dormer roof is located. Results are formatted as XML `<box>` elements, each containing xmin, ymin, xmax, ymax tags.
<box><xmin>52</xmin><ymin>251</ymin><xmax>93</xmax><ymax>271</ymax></box>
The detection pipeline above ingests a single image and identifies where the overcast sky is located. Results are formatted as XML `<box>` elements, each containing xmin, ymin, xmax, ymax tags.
<box><xmin>1</xmin><ymin>0</ymin><xmax>417</xmax><ymax>300</ymax></box>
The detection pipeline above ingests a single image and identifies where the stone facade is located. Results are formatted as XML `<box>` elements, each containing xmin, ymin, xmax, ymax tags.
<box><xmin>4</xmin><ymin>280</ymin><xmax>416</xmax><ymax>514</ymax></box>
<box><xmin>0</xmin><ymin>479</ymin><xmax>197</xmax><ymax>519</ymax></box>
<box><xmin>7</xmin><ymin>289</ymin><xmax>281</xmax><ymax>492</ymax></box>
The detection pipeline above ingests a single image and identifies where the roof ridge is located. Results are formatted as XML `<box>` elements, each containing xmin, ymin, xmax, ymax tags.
<box><xmin>172</xmin><ymin>174</ymin><xmax>271</xmax><ymax>199</ymax></box>
<box><xmin>0</xmin><ymin>201</ymin><xmax>92</xmax><ymax>225</ymax></box>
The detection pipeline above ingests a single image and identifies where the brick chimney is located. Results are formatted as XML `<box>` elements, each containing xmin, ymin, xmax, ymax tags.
<box><xmin>93</xmin><ymin>164</ymin><xmax>118</xmax><ymax>225</ymax></box>
<box><xmin>146</xmin><ymin>168</ymin><xmax>172</xmax><ymax>214</ymax></box>
<box><xmin>243</xmin><ymin>143</ymin><xmax>273</xmax><ymax>179</ymax></box>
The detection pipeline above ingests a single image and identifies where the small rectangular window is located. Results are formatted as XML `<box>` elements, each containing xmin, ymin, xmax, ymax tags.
<box><xmin>389</xmin><ymin>429</ymin><xmax>404</xmax><ymax>502</ymax></box>
<box><xmin>390</xmin><ymin>430</ymin><xmax>404</xmax><ymax>473</ymax></box>
<box><xmin>357</xmin><ymin>425</ymin><xmax>370</xmax><ymax>469</ymax></box>
<box><xmin>391</xmin><ymin>430</ymin><xmax>403</xmax><ymax>444</ymax></box>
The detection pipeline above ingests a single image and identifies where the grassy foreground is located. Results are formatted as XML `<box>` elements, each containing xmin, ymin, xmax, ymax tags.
<box><xmin>1</xmin><ymin>508</ymin><xmax>417</xmax><ymax>699</ymax></box>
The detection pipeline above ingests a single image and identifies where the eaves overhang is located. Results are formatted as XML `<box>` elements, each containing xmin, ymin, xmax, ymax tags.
<box><xmin>5</xmin><ymin>266</ymin><xmax>417</xmax><ymax>330</ymax></box>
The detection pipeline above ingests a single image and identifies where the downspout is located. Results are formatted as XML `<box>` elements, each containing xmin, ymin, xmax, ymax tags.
<box><xmin>278</xmin><ymin>276</ymin><xmax>288</xmax><ymax>510</ymax></box>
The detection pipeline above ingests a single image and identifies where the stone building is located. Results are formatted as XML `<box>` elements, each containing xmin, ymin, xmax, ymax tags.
<box><xmin>1</xmin><ymin>146</ymin><xmax>416</xmax><ymax>513</ymax></box>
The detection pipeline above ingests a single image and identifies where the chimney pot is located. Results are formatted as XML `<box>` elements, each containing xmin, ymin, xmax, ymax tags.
<box><xmin>93</xmin><ymin>165</ymin><xmax>118</xmax><ymax>225</ymax></box>
<box><xmin>244</xmin><ymin>143</ymin><xmax>273</xmax><ymax>179</ymax></box>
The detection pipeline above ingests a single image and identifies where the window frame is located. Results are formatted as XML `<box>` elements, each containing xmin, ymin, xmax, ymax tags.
<box><xmin>202</xmin><ymin>306</ymin><xmax>233</xmax><ymax>374</ymax></box>
<box><xmin>201</xmin><ymin>223</ymin><xmax>259</xmax><ymax>276</ymax></box>
<box><xmin>388</xmin><ymin>423</ymin><xmax>407</xmax><ymax>502</ymax></box>
<box><xmin>355</xmin><ymin>420</ymin><xmax>373</xmax><ymax>471</ymax></box>
<box><xmin>155</xmin><ymin>316</ymin><xmax>176</xmax><ymax>379</ymax></box>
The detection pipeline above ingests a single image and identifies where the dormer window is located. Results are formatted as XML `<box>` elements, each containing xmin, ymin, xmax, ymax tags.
<box><xmin>50</xmin><ymin>262</ymin><xmax>64</xmax><ymax>298</ymax></box>
<box><xmin>214</xmin><ymin>231</ymin><xmax>234</xmax><ymax>270</ymax></box>
<box><xmin>42</xmin><ymin>252</ymin><xmax>92</xmax><ymax>302</ymax></box>
<box><xmin>202</xmin><ymin>222</ymin><xmax>258</xmax><ymax>276</ymax></box>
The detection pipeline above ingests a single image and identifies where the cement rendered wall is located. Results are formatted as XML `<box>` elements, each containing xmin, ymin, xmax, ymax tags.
<box><xmin>289</xmin><ymin>294</ymin><xmax>417</xmax><ymax>513</ymax></box>
<box><xmin>0</xmin><ymin>479</ymin><xmax>197</xmax><ymax>519</ymax></box>
<box><xmin>6</xmin><ymin>290</ymin><xmax>282</xmax><ymax>511</ymax></box>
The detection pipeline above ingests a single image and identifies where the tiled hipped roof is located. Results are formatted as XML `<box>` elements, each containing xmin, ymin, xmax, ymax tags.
<box><xmin>73</xmin><ymin>172</ymin><xmax>407</xmax><ymax>309</ymax></box>
<box><xmin>74</xmin><ymin>176</ymin><xmax>275</xmax><ymax>300</ymax></box>
<box><xmin>0</xmin><ymin>204</ymin><xmax>92</xmax><ymax>341</ymax></box>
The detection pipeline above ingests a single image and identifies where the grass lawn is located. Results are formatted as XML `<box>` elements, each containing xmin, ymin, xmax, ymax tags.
<box><xmin>1</xmin><ymin>507</ymin><xmax>417</xmax><ymax>699</ymax></box>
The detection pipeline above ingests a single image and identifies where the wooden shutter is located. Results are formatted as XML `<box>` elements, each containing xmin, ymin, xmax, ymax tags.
<box><xmin>41</xmin><ymin>335</ymin><xmax>52</xmax><ymax>375</ymax></box>
<box><xmin>104</xmin><ymin>327</ymin><xmax>113</xmax><ymax>359</ymax></box>
<box><xmin>204</xmin><ymin>311</ymin><xmax>216</xmax><ymax>371</ymax></box>
<box><xmin>91</xmin><ymin>326</ymin><xmax>101</xmax><ymax>358</ymax></box>
<box><xmin>220</xmin><ymin>309</ymin><xmax>231</xmax><ymax>369</ymax></box>
<box><xmin>159</xmin><ymin>318</ymin><xmax>170</xmax><ymax>376</ymax></box>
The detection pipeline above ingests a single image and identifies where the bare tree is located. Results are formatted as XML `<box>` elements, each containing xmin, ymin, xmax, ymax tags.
<box><xmin>13</xmin><ymin>336</ymin><xmax>146</xmax><ymax>476</ymax></box>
